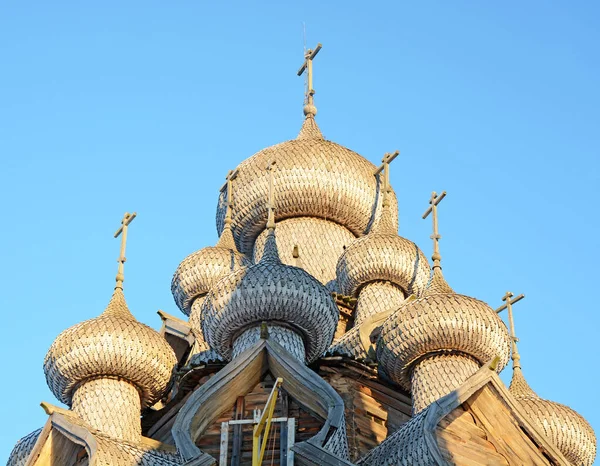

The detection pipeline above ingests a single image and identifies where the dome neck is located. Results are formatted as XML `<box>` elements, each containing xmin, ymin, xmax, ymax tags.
<box><xmin>261</xmin><ymin>228</ymin><xmax>282</xmax><ymax>264</ymax></box>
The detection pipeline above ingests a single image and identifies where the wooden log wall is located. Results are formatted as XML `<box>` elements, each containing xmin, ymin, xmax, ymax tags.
<box><xmin>318</xmin><ymin>361</ymin><xmax>412</xmax><ymax>462</ymax></box>
<box><xmin>194</xmin><ymin>374</ymin><xmax>324</xmax><ymax>465</ymax></box>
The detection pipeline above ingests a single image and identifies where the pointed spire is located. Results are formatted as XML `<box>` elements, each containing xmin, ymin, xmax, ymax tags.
<box><xmin>113</xmin><ymin>212</ymin><xmax>136</xmax><ymax>290</ymax></box>
<box><xmin>372</xmin><ymin>151</ymin><xmax>400</xmax><ymax>234</ymax></box>
<box><xmin>217</xmin><ymin>169</ymin><xmax>239</xmax><ymax>250</ymax></box>
<box><xmin>297</xmin><ymin>117</ymin><xmax>324</xmax><ymax>140</ymax></box>
<box><xmin>261</xmin><ymin>161</ymin><xmax>281</xmax><ymax>263</ymax></box>
<box><xmin>103</xmin><ymin>287</ymin><xmax>133</xmax><ymax>318</ymax></box>
<box><xmin>426</xmin><ymin>267</ymin><xmax>455</xmax><ymax>295</ymax></box>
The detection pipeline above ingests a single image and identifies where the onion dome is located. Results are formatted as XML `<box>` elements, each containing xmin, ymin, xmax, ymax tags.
<box><xmin>172</xmin><ymin>201</ymin><xmax>251</xmax><ymax>317</ymax></box>
<box><xmin>214</xmin><ymin>116</ymin><xmax>399</xmax><ymax>255</ymax></box>
<box><xmin>202</xmin><ymin>226</ymin><xmax>339</xmax><ymax>363</ymax></box>
<box><xmin>377</xmin><ymin>192</ymin><xmax>511</xmax><ymax>414</ymax></box>
<box><xmin>44</xmin><ymin>287</ymin><xmax>177</xmax><ymax>409</ymax></box>
<box><xmin>335</xmin><ymin>195</ymin><xmax>430</xmax><ymax>310</ymax></box>
<box><xmin>44</xmin><ymin>213</ymin><xmax>177</xmax><ymax>413</ymax></box>
<box><xmin>510</xmin><ymin>369</ymin><xmax>596</xmax><ymax>466</ymax></box>
<box><xmin>503</xmin><ymin>299</ymin><xmax>597</xmax><ymax>466</ymax></box>
<box><xmin>7</xmin><ymin>428</ymin><xmax>41</xmax><ymax>466</ymax></box>
<box><xmin>202</xmin><ymin>171</ymin><xmax>339</xmax><ymax>363</ymax></box>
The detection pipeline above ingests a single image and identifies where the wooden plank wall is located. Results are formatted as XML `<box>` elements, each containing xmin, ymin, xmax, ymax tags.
<box><xmin>195</xmin><ymin>375</ymin><xmax>324</xmax><ymax>465</ymax></box>
<box><xmin>318</xmin><ymin>363</ymin><xmax>412</xmax><ymax>462</ymax></box>
<box><xmin>436</xmin><ymin>386</ymin><xmax>557</xmax><ymax>466</ymax></box>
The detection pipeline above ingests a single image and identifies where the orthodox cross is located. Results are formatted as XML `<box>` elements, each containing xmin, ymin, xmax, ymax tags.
<box><xmin>297</xmin><ymin>43</ymin><xmax>322</xmax><ymax>107</ymax></box>
<box><xmin>220</xmin><ymin>168</ymin><xmax>239</xmax><ymax>208</ymax></box>
<box><xmin>373</xmin><ymin>150</ymin><xmax>400</xmax><ymax>204</ymax></box>
<box><xmin>422</xmin><ymin>191</ymin><xmax>447</xmax><ymax>267</ymax></box>
<box><xmin>266</xmin><ymin>161</ymin><xmax>276</xmax><ymax>228</ymax></box>
<box><xmin>113</xmin><ymin>212</ymin><xmax>137</xmax><ymax>289</ymax></box>
<box><xmin>496</xmin><ymin>291</ymin><xmax>525</xmax><ymax>368</ymax></box>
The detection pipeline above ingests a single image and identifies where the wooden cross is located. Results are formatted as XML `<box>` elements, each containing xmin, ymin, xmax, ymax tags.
<box><xmin>373</xmin><ymin>151</ymin><xmax>400</xmax><ymax>204</ymax></box>
<box><xmin>220</xmin><ymin>168</ymin><xmax>239</xmax><ymax>207</ymax></box>
<box><xmin>422</xmin><ymin>191</ymin><xmax>447</xmax><ymax>267</ymax></box>
<box><xmin>266</xmin><ymin>161</ymin><xmax>276</xmax><ymax>228</ymax></box>
<box><xmin>495</xmin><ymin>291</ymin><xmax>525</xmax><ymax>368</ymax></box>
<box><xmin>113</xmin><ymin>212</ymin><xmax>137</xmax><ymax>289</ymax></box>
<box><xmin>297</xmin><ymin>43</ymin><xmax>322</xmax><ymax>106</ymax></box>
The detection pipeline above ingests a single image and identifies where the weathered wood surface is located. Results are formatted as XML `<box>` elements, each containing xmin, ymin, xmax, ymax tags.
<box><xmin>319</xmin><ymin>361</ymin><xmax>411</xmax><ymax>462</ymax></box>
<box><xmin>292</xmin><ymin>441</ymin><xmax>355</xmax><ymax>466</ymax></box>
<box><xmin>194</xmin><ymin>376</ymin><xmax>324</xmax><ymax>465</ymax></box>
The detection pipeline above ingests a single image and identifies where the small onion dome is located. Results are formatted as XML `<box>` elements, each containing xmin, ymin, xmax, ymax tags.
<box><xmin>510</xmin><ymin>367</ymin><xmax>597</xmax><ymax>466</ymax></box>
<box><xmin>171</xmin><ymin>219</ymin><xmax>251</xmax><ymax>316</ymax></box>
<box><xmin>201</xmin><ymin>228</ymin><xmax>339</xmax><ymax>363</ymax></box>
<box><xmin>44</xmin><ymin>288</ymin><xmax>177</xmax><ymax>408</ymax></box>
<box><xmin>336</xmin><ymin>204</ymin><xmax>430</xmax><ymax>298</ymax></box>
<box><xmin>377</xmin><ymin>268</ymin><xmax>512</xmax><ymax>391</ymax></box>
<box><xmin>215</xmin><ymin>118</ymin><xmax>399</xmax><ymax>255</ymax></box>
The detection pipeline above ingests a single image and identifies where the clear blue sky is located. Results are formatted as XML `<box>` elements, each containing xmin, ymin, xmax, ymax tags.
<box><xmin>1</xmin><ymin>1</ymin><xmax>599</xmax><ymax>461</ymax></box>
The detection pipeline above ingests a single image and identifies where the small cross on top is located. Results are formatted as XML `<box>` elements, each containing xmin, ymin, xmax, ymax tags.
<box><xmin>373</xmin><ymin>150</ymin><xmax>399</xmax><ymax>205</ymax></box>
<box><xmin>266</xmin><ymin>161</ymin><xmax>276</xmax><ymax>229</ymax></box>
<box><xmin>220</xmin><ymin>168</ymin><xmax>239</xmax><ymax>224</ymax></box>
<box><xmin>220</xmin><ymin>169</ymin><xmax>239</xmax><ymax>206</ymax></box>
<box><xmin>495</xmin><ymin>291</ymin><xmax>526</xmax><ymax>368</ymax></box>
<box><xmin>297</xmin><ymin>43</ymin><xmax>322</xmax><ymax>108</ymax></box>
<box><xmin>113</xmin><ymin>212</ymin><xmax>137</xmax><ymax>289</ymax></box>
<box><xmin>422</xmin><ymin>191</ymin><xmax>447</xmax><ymax>268</ymax></box>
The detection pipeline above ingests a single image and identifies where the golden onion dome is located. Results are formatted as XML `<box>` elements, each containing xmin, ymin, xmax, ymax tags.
<box><xmin>215</xmin><ymin>117</ymin><xmax>399</xmax><ymax>255</ymax></box>
<box><xmin>336</xmin><ymin>203</ymin><xmax>430</xmax><ymax>298</ymax></box>
<box><xmin>44</xmin><ymin>288</ymin><xmax>177</xmax><ymax>408</ymax></box>
<box><xmin>510</xmin><ymin>362</ymin><xmax>596</xmax><ymax>465</ymax></box>
<box><xmin>201</xmin><ymin>227</ymin><xmax>339</xmax><ymax>363</ymax></box>
<box><xmin>377</xmin><ymin>269</ymin><xmax>512</xmax><ymax>391</ymax></box>
<box><xmin>171</xmin><ymin>218</ymin><xmax>251</xmax><ymax>316</ymax></box>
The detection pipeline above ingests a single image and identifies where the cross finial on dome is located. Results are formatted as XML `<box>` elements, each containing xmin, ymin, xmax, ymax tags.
<box><xmin>495</xmin><ymin>292</ymin><xmax>525</xmax><ymax>369</ymax></box>
<box><xmin>374</xmin><ymin>150</ymin><xmax>399</xmax><ymax>208</ymax></box>
<box><xmin>113</xmin><ymin>212</ymin><xmax>136</xmax><ymax>290</ymax></box>
<box><xmin>422</xmin><ymin>191</ymin><xmax>447</xmax><ymax>269</ymax></box>
<box><xmin>297</xmin><ymin>42</ymin><xmax>322</xmax><ymax>118</ymax></box>
<box><xmin>220</xmin><ymin>168</ymin><xmax>239</xmax><ymax>224</ymax></box>
<box><xmin>217</xmin><ymin>169</ymin><xmax>240</xmax><ymax>250</ymax></box>
<box><xmin>266</xmin><ymin>161</ymin><xmax>276</xmax><ymax>229</ymax></box>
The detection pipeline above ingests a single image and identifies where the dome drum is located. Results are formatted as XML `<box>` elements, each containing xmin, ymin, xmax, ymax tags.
<box><xmin>354</xmin><ymin>281</ymin><xmax>405</xmax><ymax>326</ymax></box>
<box><xmin>232</xmin><ymin>325</ymin><xmax>306</xmax><ymax>362</ymax></box>
<box><xmin>410</xmin><ymin>351</ymin><xmax>480</xmax><ymax>414</ymax></box>
<box><xmin>253</xmin><ymin>216</ymin><xmax>356</xmax><ymax>291</ymax></box>
<box><xmin>72</xmin><ymin>377</ymin><xmax>142</xmax><ymax>442</ymax></box>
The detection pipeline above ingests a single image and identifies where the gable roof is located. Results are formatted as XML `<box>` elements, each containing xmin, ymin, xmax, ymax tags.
<box><xmin>358</xmin><ymin>360</ymin><xmax>571</xmax><ymax>466</ymax></box>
